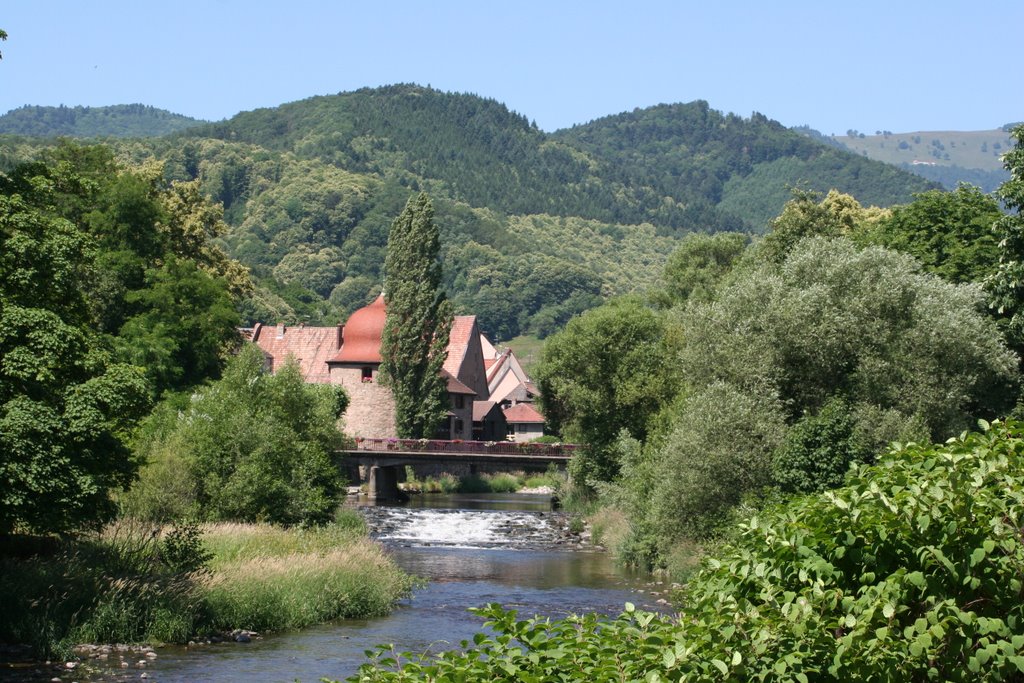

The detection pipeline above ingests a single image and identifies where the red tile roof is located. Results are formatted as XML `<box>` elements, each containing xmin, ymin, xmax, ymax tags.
<box><xmin>250</xmin><ymin>323</ymin><xmax>341</xmax><ymax>383</ymax></box>
<box><xmin>331</xmin><ymin>294</ymin><xmax>386</xmax><ymax>363</ymax></box>
<box><xmin>443</xmin><ymin>369</ymin><xmax>477</xmax><ymax>395</ymax></box>
<box><xmin>503</xmin><ymin>402</ymin><xmax>544</xmax><ymax>424</ymax></box>
<box><xmin>443</xmin><ymin>315</ymin><xmax>477</xmax><ymax>377</ymax></box>
<box><xmin>473</xmin><ymin>400</ymin><xmax>497</xmax><ymax>422</ymax></box>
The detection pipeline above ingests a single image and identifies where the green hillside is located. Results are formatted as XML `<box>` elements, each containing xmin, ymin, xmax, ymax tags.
<box><xmin>555</xmin><ymin>103</ymin><xmax>933</xmax><ymax>231</ymax></box>
<box><xmin>186</xmin><ymin>86</ymin><xmax>933</xmax><ymax>235</ymax></box>
<box><xmin>0</xmin><ymin>104</ymin><xmax>207</xmax><ymax>137</ymax></box>
<box><xmin>835</xmin><ymin>129</ymin><xmax>1012</xmax><ymax>193</ymax></box>
<box><xmin>0</xmin><ymin>85</ymin><xmax>937</xmax><ymax>340</ymax></box>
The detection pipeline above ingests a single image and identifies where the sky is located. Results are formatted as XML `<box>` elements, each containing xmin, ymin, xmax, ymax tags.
<box><xmin>1</xmin><ymin>0</ymin><xmax>1021</xmax><ymax>136</ymax></box>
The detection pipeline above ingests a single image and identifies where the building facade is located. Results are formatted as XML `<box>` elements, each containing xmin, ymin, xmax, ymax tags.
<box><xmin>248</xmin><ymin>294</ymin><xmax>543</xmax><ymax>441</ymax></box>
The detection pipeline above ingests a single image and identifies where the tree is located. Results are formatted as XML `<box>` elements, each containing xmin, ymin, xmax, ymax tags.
<box><xmin>11</xmin><ymin>143</ymin><xmax>248</xmax><ymax>395</ymax></box>
<box><xmin>758</xmin><ymin>189</ymin><xmax>889</xmax><ymax>264</ymax></box>
<box><xmin>380</xmin><ymin>193</ymin><xmax>453</xmax><ymax>439</ymax></box>
<box><xmin>122</xmin><ymin>345</ymin><xmax>349</xmax><ymax>525</ymax></box>
<box><xmin>988</xmin><ymin>125</ymin><xmax>1024</xmax><ymax>352</ymax></box>
<box><xmin>681</xmin><ymin>237</ymin><xmax>1018</xmax><ymax>439</ymax></box>
<box><xmin>859</xmin><ymin>184</ymin><xmax>1003</xmax><ymax>284</ymax></box>
<box><xmin>535</xmin><ymin>297</ymin><xmax>680</xmax><ymax>484</ymax></box>
<box><xmin>660</xmin><ymin>231</ymin><xmax>747</xmax><ymax>305</ymax></box>
<box><xmin>0</xmin><ymin>176</ymin><xmax>150</xmax><ymax>533</ymax></box>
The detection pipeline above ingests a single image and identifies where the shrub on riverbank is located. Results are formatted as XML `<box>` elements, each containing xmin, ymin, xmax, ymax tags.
<box><xmin>402</xmin><ymin>468</ymin><xmax>562</xmax><ymax>495</ymax></box>
<box><xmin>348</xmin><ymin>421</ymin><xmax>1024</xmax><ymax>681</ymax></box>
<box><xmin>0</xmin><ymin>517</ymin><xmax>410</xmax><ymax>658</ymax></box>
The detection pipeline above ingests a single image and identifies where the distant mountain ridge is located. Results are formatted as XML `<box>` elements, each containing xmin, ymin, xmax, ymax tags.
<box><xmin>0</xmin><ymin>104</ymin><xmax>208</xmax><ymax>137</ymax></box>
<box><xmin>182</xmin><ymin>85</ymin><xmax>934</xmax><ymax>234</ymax></box>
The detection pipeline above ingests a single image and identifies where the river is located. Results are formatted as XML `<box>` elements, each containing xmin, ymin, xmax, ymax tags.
<box><xmin>23</xmin><ymin>493</ymin><xmax>665</xmax><ymax>682</ymax></box>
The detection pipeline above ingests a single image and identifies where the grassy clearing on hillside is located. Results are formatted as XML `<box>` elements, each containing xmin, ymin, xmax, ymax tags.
<box><xmin>0</xmin><ymin>515</ymin><xmax>411</xmax><ymax>658</ymax></box>
<box><xmin>836</xmin><ymin>130</ymin><xmax>1012</xmax><ymax>171</ymax></box>
<box><xmin>501</xmin><ymin>335</ymin><xmax>544</xmax><ymax>374</ymax></box>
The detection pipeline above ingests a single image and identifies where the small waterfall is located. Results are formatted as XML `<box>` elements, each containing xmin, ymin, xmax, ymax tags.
<box><xmin>360</xmin><ymin>506</ymin><xmax>578</xmax><ymax>550</ymax></box>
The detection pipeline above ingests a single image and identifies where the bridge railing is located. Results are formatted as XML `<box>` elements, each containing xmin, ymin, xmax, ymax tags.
<box><xmin>352</xmin><ymin>437</ymin><xmax>578</xmax><ymax>458</ymax></box>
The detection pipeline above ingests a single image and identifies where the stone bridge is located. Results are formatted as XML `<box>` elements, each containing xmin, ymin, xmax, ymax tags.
<box><xmin>341</xmin><ymin>438</ymin><xmax>576</xmax><ymax>501</ymax></box>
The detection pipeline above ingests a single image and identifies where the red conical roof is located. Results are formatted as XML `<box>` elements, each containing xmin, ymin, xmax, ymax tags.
<box><xmin>331</xmin><ymin>294</ymin><xmax>386</xmax><ymax>363</ymax></box>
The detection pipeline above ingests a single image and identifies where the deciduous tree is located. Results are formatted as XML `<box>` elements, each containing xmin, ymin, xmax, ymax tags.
<box><xmin>535</xmin><ymin>297</ymin><xmax>680</xmax><ymax>484</ymax></box>
<box><xmin>0</xmin><ymin>178</ymin><xmax>150</xmax><ymax>533</ymax></box>
<box><xmin>988</xmin><ymin>125</ymin><xmax>1024</xmax><ymax>351</ymax></box>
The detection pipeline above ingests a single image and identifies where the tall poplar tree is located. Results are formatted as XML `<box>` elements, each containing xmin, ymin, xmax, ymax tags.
<box><xmin>380</xmin><ymin>193</ymin><xmax>453</xmax><ymax>438</ymax></box>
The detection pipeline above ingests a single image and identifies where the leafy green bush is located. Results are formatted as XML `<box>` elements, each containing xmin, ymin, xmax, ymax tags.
<box><xmin>349</xmin><ymin>421</ymin><xmax>1024</xmax><ymax>681</ymax></box>
<box><xmin>123</xmin><ymin>344</ymin><xmax>350</xmax><ymax>525</ymax></box>
<box><xmin>770</xmin><ymin>396</ymin><xmax>873</xmax><ymax>494</ymax></box>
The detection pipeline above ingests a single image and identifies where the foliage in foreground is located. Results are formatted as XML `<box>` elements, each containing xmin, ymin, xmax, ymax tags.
<box><xmin>349</xmin><ymin>421</ymin><xmax>1024</xmax><ymax>682</ymax></box>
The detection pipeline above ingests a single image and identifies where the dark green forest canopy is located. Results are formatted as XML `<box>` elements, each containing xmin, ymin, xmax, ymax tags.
<box><xmin>185</xmin><ymin>86</ymin><xmax>933</xmax><ymax>234</ymax></box>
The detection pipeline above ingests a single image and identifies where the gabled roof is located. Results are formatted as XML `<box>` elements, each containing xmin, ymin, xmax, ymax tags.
<box><xmin>503</xmin><ymin>402</ymin><xmax>545</xmax><ymax>424</ymax></box>
<box><xmin>250</xmin><ymin>323</ymin><xmax>341</xmax><ymax>384</ymax></box>
<box><xmin>473</xmin><ymin>400</ymin><xmax>498</xmax><ymax>422</ymax></box>
<box><xmin>442</xmin><ymin>316</ymin><xmax>478</xmax><ymax>378</ymax></box>
<box><xmin>443</xmin><ymin>369</ymin><xmax>477</xmax><ymax>395</ymax></box>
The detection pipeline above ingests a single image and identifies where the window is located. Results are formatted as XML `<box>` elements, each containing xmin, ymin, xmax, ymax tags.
<box><xmin>454</xmin><ymin>419</ymin><xmax>464</xmax><ymax>435</ymax></box>
<box><xmin>361</xmin><ymin>366</ymin><xmax>373</xmax><ymax>383</ymax></box>
<box><xmin>454</xmin><ymin>394</ymin><xmax>464</xmax><ymax>409</ymax></box>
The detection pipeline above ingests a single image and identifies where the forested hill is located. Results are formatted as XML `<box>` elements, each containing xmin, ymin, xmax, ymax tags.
<box><xmin>0</xmin><ymin>104</ymin><xmax>207</xmax><ymax>137</ymax></box>
<box><xmin>1</xmin><ymin>85</ymin><xmax>936</xmax><ymax>340</ymax></box>
<box><xmin>184</xmin><ymin>84</ymin><xmax>934</xmax><ymax>235</ymax></box>
<box><xmin>557</xmin><ymin>103</ymin><xmax>937</xmax><ymax>229</ymax></box>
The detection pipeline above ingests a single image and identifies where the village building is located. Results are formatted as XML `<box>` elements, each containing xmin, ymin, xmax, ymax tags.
<box><xmin>502</xmin><ymin>402</ymin><xmax>546</xmax><ymax>443</ymax></box>
<box><xmin>247</xmin><ymin>294</ymin><xmax>543</xmax><ymax>442</ymax></box>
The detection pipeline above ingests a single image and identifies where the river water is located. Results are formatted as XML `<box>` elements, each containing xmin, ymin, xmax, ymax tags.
<box><xmin>25</xmin><ymin>493</ymin><xmax>664</xmax><ymax>682</ymax></box>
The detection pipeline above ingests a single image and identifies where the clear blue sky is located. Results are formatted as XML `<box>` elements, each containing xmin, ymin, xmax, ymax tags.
<box><xmin>2</xmin><ymin>0</ymin><xmax>1021</xmax><ymax>135</ymax></box>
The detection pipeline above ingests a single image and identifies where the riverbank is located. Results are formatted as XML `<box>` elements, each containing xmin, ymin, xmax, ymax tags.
<box><xmin>399</xmin><ymin>468</ymin><xmax>563</xmax><ymax>495</ymax></box>
<box><xmin>67</xmin><ymin>493</ymin><xmax>659</xmax><ymax>682</ymax></box>
<box><xmin>0</xmin><ymin>513</ymin><xmax>412</xmax><ymax>664</ymax></box>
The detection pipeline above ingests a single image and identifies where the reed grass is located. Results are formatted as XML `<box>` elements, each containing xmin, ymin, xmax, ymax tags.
<box><xmin>201</xmin><ymin>545</ymin><xmax>410</xmax><ymax>632</ymax></box>
<box><xmin>0</xmin><ymin>515</ymin><xmax>411</xmax><ymax>657</ymax></box>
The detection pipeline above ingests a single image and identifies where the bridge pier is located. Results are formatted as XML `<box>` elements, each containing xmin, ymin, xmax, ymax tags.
<box><xmin>367</xmin><ymin>464</ymin><xmax>406</xmax><ymax>503</ymax></box>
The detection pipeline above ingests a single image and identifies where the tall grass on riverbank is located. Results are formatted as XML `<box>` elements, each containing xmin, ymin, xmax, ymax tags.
<box><xmin>0</xmin><ymin>513</ymin><xmax>411</xmax><ymax>658</ymax></box>
<box><xmin>199</xmin><ymin>518</ymin><xmax>411</xmax><ymax>632</ymax></box>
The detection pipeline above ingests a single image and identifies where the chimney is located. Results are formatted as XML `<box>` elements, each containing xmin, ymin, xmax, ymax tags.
<box><xmin>337</xmin><ymin>324</ymin><xmax>344</xmax><ymax>350</ymax></box>
<box><xmin>276</xmin><ymin>323</ymin><xmax>285</xmax><ymax>339</ymax></box>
